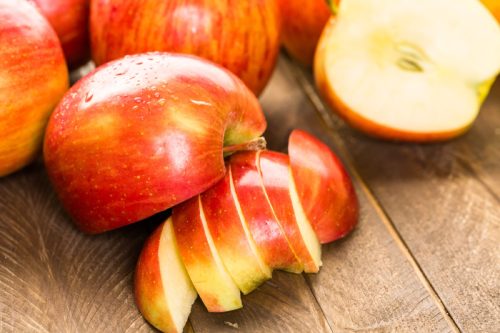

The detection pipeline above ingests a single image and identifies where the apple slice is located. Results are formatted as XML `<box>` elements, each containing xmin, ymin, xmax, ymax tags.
<box><xmin>172</xmin><ymin>196</ymin><xmax>242</xmax><ymax>312</ymax></box>
<box><xmin>315</xmin><ymin>0</ymin><xmax>500</xmax><ymax>141</ymax></box>
<box><xmin>135</xmin><ymin>218</ymin><xmax>197</xmax><ymax>333</ymax></box>
<box><xmin>229</xmin><ymin>152</ymin><xmax>302</xmax><ymax>273</ymax></box>
<box><xmin>258</xmin><ymin>151</ymin><xmax>322</xmax><ymax>273</ymax></box>
<box><xmin>201</xmin><ymin>168</ymin><xmax>272</xmax><ymax>294</ymax></box>
<box><xmin>288</xmin><ymin>130</ymin><xmax>358</xmax><ymax>244</ymax></box>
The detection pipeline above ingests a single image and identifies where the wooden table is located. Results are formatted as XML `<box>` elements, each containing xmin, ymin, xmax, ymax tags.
<box><xmin>1</xmin><ymin>56</ymin><xmax>499</xmax><ymax>332</ymax></box>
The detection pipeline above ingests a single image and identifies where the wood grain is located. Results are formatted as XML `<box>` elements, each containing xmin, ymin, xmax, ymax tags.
<box><xmin>291</xmin><ymin>58</ymin><xmax>500</xmax><ymax>332</ymax></box>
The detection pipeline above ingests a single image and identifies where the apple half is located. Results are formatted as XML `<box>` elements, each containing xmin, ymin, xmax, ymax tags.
<box><xmin>315</xmin><ymin>0</ymin><xmax>500</xmax><ymax>141</ymax></box>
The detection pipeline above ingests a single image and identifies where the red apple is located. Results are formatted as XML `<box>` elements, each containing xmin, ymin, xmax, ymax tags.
<box><xmin>30</xmin><ymin>0</ymin><xmax>90</xmax><ymax>69</ymax></box>
<box><xmin>135</xmin><ymin>218</ymin><xmax>197</xmax><ymax>333</ymax></box>
<box><xmin>90</xmin><ymin>0</ymin><xmax>281</xmax><ymax>95</ymax></box>
<box><xmin>0</xmin><ymin>0</ymin><xmax>68</xmax><ymax>177</ymax></box>
<box><xmin>288</xmin><ymin>130</ymin><xmax>358</xmax><ymax>243</ymax></box>
<box><xmin>173</xmin><ymin>197</ymin><xmax>242</xmax><ymax>312</ymax></box>
<box><xmin>43</xmin><ymin>53</ymin><xmax>266</xmax><ymax>234</ymax></box>
<box><xmin>280</xmin><ymin>0</ymin><xmax>335</xmax><ymax>66</ymax></box>
<box><xmin>230</xmin><ymin>151</ymin><xmax>302</xmax><ymax>273</ymax></box>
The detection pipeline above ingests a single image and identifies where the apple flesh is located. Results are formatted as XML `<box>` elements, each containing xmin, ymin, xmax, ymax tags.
<box><xmin>0</xmin><ymin>0</ymin><xmax>68</xmax><ymax>177</ymax></box>
<box><xmin>30</xmin><ymin>0</ymin><xmax>90</xmax><ymax>69</ymax></box>
<box><xmin>44</xmin><ymin>53</ymin><xmax>266</xmax><ymax>234</ymax></box>
<box><xmin>172</xmin><ymin>197</ymin><xmax>242</xmax><ymax>312</ymax></box>
<box><xmin>135</xmin><ymin>218</ymin><xmax>197</xmax><ymax>333</ymax></box>
<box><xmin>315</xmin><ymin>0</ymin><xmax>500</xmax><ymax>141</ymax></box>
<box><xmin>288</xmin><ymin>130</ymin><xmax>358</xmax><ymax>244</ymax></box>
<box><xmin>90</xmin><ymin>0</ymin><xmax>280</xmax><ymax>95</ymax></box>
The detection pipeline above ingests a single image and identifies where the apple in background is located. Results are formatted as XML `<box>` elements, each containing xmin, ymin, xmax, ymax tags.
<box><xmin>44</xmin><ymin>53</ymin><xmax>266</xmax><ymax>234</ymax></box>
<box><xmin>0</xmin><ymin>0</ymin><xmax>68</xmax><ymax>177</ymax></box>
<box><xmin>280</xmin><ymin>0</ymin><xmax>335</xmax><ymax>66</ymax></box>
<box><xmin>172</xmin><ymin>196</ymin><xmax>242</xmax><ymax>312</ymax></box>
<box><xmin>90</xmin><ymin>0</ymin><xmax>280</xmax><ymax>96</ymax></box>
<box><xmin>481</xmin><ymin>0</ymin><xmax>500</xmax><ymax>22</ymax></box>
<box><xmin>288</xmin><ymin>130</ymin><xmax>358</xmax><ymax>244</ymax></box>
<box><xmin>30</xmin><ymin>0</ymin><xmax>90</xmax><ymax>69</ymax></box>
<box><xmin>315</xmin><ymin>0</ymin><xmax>500</xmax><ymax>141</ymax></box>
<box><xmin>135</xmin><ymin>218</ymin><xmax>197</xmax><ymax>333</ymax></box>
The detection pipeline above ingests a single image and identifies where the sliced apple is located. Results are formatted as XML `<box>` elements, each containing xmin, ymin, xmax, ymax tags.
<box><xmin>172</xmin><ymin>196</ymin><xmax>242</xmax><ymax>312</ymax></box>
<box><xmin>201</xmin><ymin>168</ymin><xmax>272</xmax><ymax>294</ymax></box>
<box><xmin>288</xmin><ymin>130</ymin><xmax>358</xmax><ymax>244</ymax></box>
<box><xmin>135</xmin><ymin>218</ymin><xmax>197</xmax><ymax>333</ymax></box>
<box><xmin>229</xmin><ymin>152</ymin><xmax>302</xmax><ymax>273</ymax></box>
<box><xmin>315</xmin><ymin>0</ymin><xmax>500</xmax><ymax>141</ymax></box>
<box><xmin>258</xmin><ymin>150</ymin><xmax>322</xmax><ymax>273</ymax></box>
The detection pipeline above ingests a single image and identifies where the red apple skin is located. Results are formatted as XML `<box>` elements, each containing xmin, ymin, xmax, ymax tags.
<box><xmin>230</xmin><ymin>152</ymin><xmax>302</xmax><ymax>273</ymax></box>
<box><xmin>288</xmin><ymin>130</ymin><xmax>358</xmax><ymax>244</ymax></box>
<box><xmin>0</xmin><ymin>0</ymin><xmax>68</xmax><ymax>177</ymax></box>
<box><xmin>30</xmin><ymin>0</ymin><xmax>90</xmax><ymax>69</ymax></box>
<box><xmin>481</xmin><ymin>0</ymin><xmax>500</xmax><ymax>22</ymax></box>
<box><xmin>44</xmin><ymin>53</ymin><xmax>266</xmax><ymax>234</ymax></box>
<box><xmin>258</xmin><ymin>151</ymin><xmax>319</xmax><ymax>273</ymax></box>
<box><xmin>314</xmin><ymin>17</ymin><xmax>470</xmax><ymax>142</ymax></box>
<box><xmin>280</xmin><ymin>0</ymin><xmax>334</xmax><ymax>66</ymax></box>
<box><xmin>90</xmin><ymin>0</ymin><xmax>280</xmax><ymax>96</ymax></box>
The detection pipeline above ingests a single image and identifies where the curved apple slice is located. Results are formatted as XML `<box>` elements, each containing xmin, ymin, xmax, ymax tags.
<box><xmin>135</xmin><ymin>218</ymin><xmax>197</xmax><ymax>333</ymax></box>
<box><xmin>288</xmin><ymin>130</ymin><xmax>358</xmax><ymax>244</ymax></box>
<box><xmin>173</xmin><ymin>197</ymin><xmax>242</xmax><ymax>312</ymax></box>
<box><xmin>315</xmin><ymin>0</ymin><xmax>500</xmax><ymax>141</ymax></box>
<box><xmin>201</xmin><ymin>168</ymin><xmax>272</xmax><ymax>294</ymax></box>
<box><xmin>258</xmin><ymin>151</ymin><xmax>322</xmax><ymax>273</ymax></box>
<box><xmin>229</xmin><ymin>152</ymin><xmax>302</xmax><ymax>273</ymax></box>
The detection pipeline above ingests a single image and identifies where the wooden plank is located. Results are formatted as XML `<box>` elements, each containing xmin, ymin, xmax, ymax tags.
<box><xmin>292</xmin><ymin>58</ymin><xmax>500</xmax><ymax>332</ymax></box>
<box><xmin>258</xmin><ymin>58</ymin><xmax>454</xmax><ymax>332</ymax></box>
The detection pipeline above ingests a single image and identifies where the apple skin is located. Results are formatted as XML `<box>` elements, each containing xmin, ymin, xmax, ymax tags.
<box><xmin>90</xmin><ymin>0</ymin><xmax>280</xmax><ymax>95</ymax></box>
<box><xmin>30</xmin><ymin>0</ymin><xmax>90</xmax><ymax>69</ymax></box>
<box><xmin>288</xmin><ymin>130</ymin><xmax>358</xmax><ymax>244</ymax></box>
<box><xmin>44</xmin><ymin>53</ymin><xmax>266</xmax><ymax>234</ymax></box>
<box><xmin>280</xmin><ymin>0</ymin><xmax>334</xmax><ymax>66</ymax></box>
<box><xmin>481</xmin><ymin>0</ymin><xmax>500</xmax><ymax>22</ymax></box>
<box><xmin>230</xmin><ymin>151</ymin><xmax>302</xmax><ymax>273</ymax></box>
<box><xmin>314</xmin><ymin>17</ymin><xmax>472</xmax><ymax>142</ymax></box>
<box><xmin>0</xmin><ymin>0</ymin><xmax>68</xmax><ymax>177</ymax></box>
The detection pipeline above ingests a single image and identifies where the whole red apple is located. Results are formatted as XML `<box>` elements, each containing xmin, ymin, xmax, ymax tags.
<box><xmin>0</xmin><ymin>0</ymin><xmax>68</xmax><ymax>177</ymax></box>
<box><xmin>280</xmin><ymin>0</ymin><xmax>335</xmax><ymax>66</ymax></box>
<box><xmin>30</xmin><ymin>0</ymin><xmax>90</xmax><ymax>69</ymax></box>
<box><xmin>90</xmin><ymin>0</ymin><xmax>281</xmax><ymax>95</ymax></box>
<box><xmin>44</xmin><ymin>52</ymin><xmax>266</xmax><ymax>234</ymax></box>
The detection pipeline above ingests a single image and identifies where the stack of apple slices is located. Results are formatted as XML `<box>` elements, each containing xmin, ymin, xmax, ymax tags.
<box><xmin>135</xmin><ymin>130</ymin><xmax>358</xmax><ymax>333</ymax></box>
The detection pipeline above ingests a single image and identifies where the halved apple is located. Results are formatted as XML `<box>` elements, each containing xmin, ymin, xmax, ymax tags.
<box><xmin>172</xmin><ymin>197</ymin><xmax>242</xmax><ymax>312</ymax></box>
<box><xmin>201</xmin><ymin>168</ymin><xmax>272</xmax><ymax>294</ymax></box>
<box><xmin>258</xmin><ymin>151</ymin><xmax>322</xmax><ymax>273</ymax></box>
<box><xmin>315</xmin><ymin>0</ymin><xmax>500</xmax><ymax>141</ymax></box>
<box><xmin>229</xmin><ymin>152</ymin><xmax>302</xmax><ymax>273</ymax></box>
<box><xmin>288</xmin><ymin>130</ymin><xmax>358</xmax><ymax>244</ymax></box>
<box><xmin>135</xmin><ymin>218</ymin><xmax>197</xmax><ymax>333</ymax></box>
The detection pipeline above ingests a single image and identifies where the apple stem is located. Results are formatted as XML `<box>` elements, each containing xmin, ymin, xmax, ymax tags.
<box><xmin>223</xmin><ymin>136</ymin><xmax>267</xmax><ymax>157</ymax></box>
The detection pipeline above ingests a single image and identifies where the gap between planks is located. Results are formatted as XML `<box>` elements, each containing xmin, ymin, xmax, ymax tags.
<box><xmin>286</xmin><ymin>59</ymin><xmax>462</xmax><ymax>333</ymax></box>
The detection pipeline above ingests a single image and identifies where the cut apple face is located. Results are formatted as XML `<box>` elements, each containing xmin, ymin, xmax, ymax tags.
<box><xmin>135</xmin><ymin>218</ymin><xmax>197</xmax><ymax>333</ymax></box>
<box><xmin>315</xmin><ymin>0</ymin><xmax>500</xmax><ymax>141</ymax></box>
<box><xmin>173</xmin><ymin>197</ymin><xmax>242</xmax><ymax>312</ymax></box>
<box><xmin>258</xmin><ymin>151</ymin><xmax>322</xmax><ymax>273</ymax></box>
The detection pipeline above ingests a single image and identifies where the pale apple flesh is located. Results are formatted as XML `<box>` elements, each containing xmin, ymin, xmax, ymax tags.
<box><xmin>0</xmin><ymin>0</ymin><xmax>68</xmax><ymax>177</ymax></box>
<box><xmin>172</xmin><ymin>197</ymin><xmax>242</xmax><ymax>312</ymax></box>
<box><xmin>44</xmin><ymin>53</ymin><xmax>266</xmax><ymax>234</ymax></box>
<box><xmin>135</xmin><ymin>218</ymin><xmax>197</xmax><ymax>333</ymax></box>
<box><xmin>288</xmin><ymin>130</ymin><xmax>358</xmax><ymax>244</ymax></box>
<box><xmin>315</xmin><ymin>0</ymin><xmax>500</xmax><ymax>141</ymax></box>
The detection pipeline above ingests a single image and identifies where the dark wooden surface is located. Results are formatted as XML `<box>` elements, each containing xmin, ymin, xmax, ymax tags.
<box><xmin>0</xmin><ymin>56</ymin><xmax>499</xmax><ymax>332</ymax></box>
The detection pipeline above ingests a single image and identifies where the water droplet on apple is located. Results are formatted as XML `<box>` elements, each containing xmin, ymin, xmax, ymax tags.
<box><xmin>134</xmin><ymin>97</ymin><xmax>142</xmax><ymax>103</ymax></box>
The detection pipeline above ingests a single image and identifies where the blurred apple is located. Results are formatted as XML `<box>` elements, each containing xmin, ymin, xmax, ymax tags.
<box><xmin>30</xmin><ymin>0</ymin><xmax>90</xmax><ymax>69</ymax></box>
<box><xmin>315</xmin><ymin>0</ymin><xmax>500</xmax><ymax>141</ymax></box>
<box><xmin>0</xmin><ymin>0</ymin><xmax>68</xmax><ymax>177</ymax></box>
<box><xmin>90</xmin><ymin>0</ymin><xmax>280</xmax><ymax>95</ymax></box>
<box><xmin>44</xmin><ymin>53</ymin><xmax>266</xmax><ymax>234</ymax></box>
